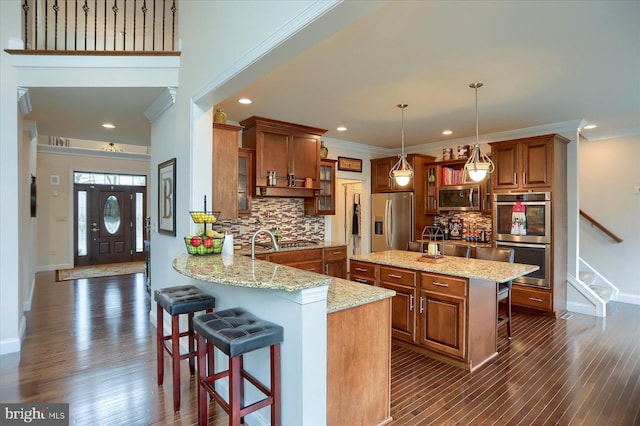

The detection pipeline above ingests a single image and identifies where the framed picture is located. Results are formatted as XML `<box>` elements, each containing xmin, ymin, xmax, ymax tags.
<box><xmin>337</xmin><ymin>156</ymin><xmax>362</xmax><ymax>172</ymax></box>
<box><xmin>158</xmin><ymin>158</ymin><xmax>176</xmax><ymax>236</ymax></box>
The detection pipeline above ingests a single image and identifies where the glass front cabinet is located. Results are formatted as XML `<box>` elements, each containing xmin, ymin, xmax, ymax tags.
<box><xmin>305</xmin><ymin>158</ymin><xmax>336</xmax><ymax>215</ymax></box>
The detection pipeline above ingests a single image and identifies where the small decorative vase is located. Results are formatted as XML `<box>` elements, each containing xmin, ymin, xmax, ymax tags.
<box><xmin>320</xmin><ymin>140</ymin><xmax>328</xmax><ymax>159</ymax></box>
<box><xmin>213</xmin><ymin>108</ymin><xmax>227</xmax><ymax>124</ymax></box>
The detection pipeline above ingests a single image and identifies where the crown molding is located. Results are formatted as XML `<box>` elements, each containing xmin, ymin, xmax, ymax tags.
<box><xmin>17</xmin><ymin>87</ymin><xmax>32</xmax><ymax>115</ymax></box>
<box><xmin>582</xmin><ymin>126</ymin><xmax>640</xmax><ymax>141</ymax></box>
<box><xmin>37</xmin><ymin>144</ymin><xmax>150</xmax><ymax>161</ymax></box>
<box><xmin>144</xmin><ymin>87</ymin><xmax>177</xmax><ymax>122</ymax></box>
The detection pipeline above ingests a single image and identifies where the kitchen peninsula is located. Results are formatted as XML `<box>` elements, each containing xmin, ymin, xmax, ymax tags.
<box><xmin>350</xmin><ymin>250</ymin><xmax>539</xmax><ymax>371</ymax></box>
<box><xmin>173</xmin><ymin>253</ymin><xmax>395</xmax><ymax>426</ymax></box>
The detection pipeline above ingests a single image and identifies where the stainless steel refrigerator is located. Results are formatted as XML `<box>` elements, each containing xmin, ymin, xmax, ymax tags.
<box><xmin>371</xmin><ymin>192</ymin><xmax>414</xmax><ymax>252</ymax></box>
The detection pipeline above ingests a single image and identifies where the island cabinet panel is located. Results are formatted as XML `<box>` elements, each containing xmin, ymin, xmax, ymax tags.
<box><xmin>327</xmin><ymin>298</ymin><xmax>391</xmax><ymax>426</ymax></box>
<box><xmin>379</xmin><ymin>266</ymin><xmax>417</xmax><ymax>342</ymax></box>
<box><xmin>324</xmin><ymin>246</ymin><xmax>347</xmax><ymax>278</ymax></box>
<box><xmin>349</xmin><ymin>260</ymin><xmax>376</xmax><ymax>286</ymax></box>
<box><xmin>418</xmin><ymin>274</ymin><xmax>467</xmax><ymax>359</ymax></box>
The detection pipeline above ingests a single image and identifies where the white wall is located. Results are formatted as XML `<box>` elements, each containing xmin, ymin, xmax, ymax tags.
<box><xmin>578</xmin><ymin>134</ymin><xmax>640</xmax><ymax>302</ymax></box>
<box><xmin>35</xmin><ymin>149</ymin><xmax>150</xmax><ymax>270</ymax></box>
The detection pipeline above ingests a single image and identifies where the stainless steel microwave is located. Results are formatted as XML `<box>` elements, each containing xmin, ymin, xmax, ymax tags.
<box><xmin>438</xmin><ymin>185</ymin><xmax>480</xmax><ymax>211</ymax></box>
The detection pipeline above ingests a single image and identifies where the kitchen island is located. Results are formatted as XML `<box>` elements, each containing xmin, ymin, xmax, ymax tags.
<box><xmin>173</xmin><ymin>253</ymin><xmax>395</xmax><ymax>426</ymax></box>
<box><xmin>350</xmin><ymin>250</ymin><xmax>539</xmax><ymax>371</ymax></box>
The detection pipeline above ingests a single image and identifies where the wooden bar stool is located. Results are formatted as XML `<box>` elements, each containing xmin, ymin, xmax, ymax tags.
<box><xmin>194</xmin><ymin>307</ymin><xmax>283</xmax><ymax>426</ymax></box>
<box><xmin>154</xmin><ymin>285</ymin><xmax>216</xmax><ymax>412</ymax></box>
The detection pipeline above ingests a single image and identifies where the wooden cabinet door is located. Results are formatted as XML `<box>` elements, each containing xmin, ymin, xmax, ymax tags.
<box><xmin>522</xmin><ymin>138</ymin><xmax>552</xmax><ymax>188</ymax></box>
<box><xmin>424</xmin><ymin>164</ymin><xmax>438</xmax><ymax>214</ymax></box>
<box><xmin>324</xmin><ymin>246</ymin><xmax>346</xmax><ymax>278</ymax></box>
<box><xmin>259</xmin><ymin>128</ymin><xmax>290</xmax><ymax>187</ymax></box>
<box><xmin>417</xmin><ymin>288</ymin><xmax>466</xmax><ymax>359</ymax></box>
<box><xmin>291</xmin><ymin>134</ymin><xmax>320</xmax><ymax>183</ymax></box>
<box><xmin>491</xmin><ymin>141</ymin><xmax>519</xmax><ymax>190</ymax></box>
<box><xmin>380</xmin><ymin>282</ymin><xmax>416</xmax><ymax>342</ymax></box>
<box><xmin>371</xmin><ymin>158</ymin><xmax>394</xmax><ymax>193</ymax></box>
<box><xmin>305</xmin><ymin>158</ymin><xmax>336</xmax><ymax>215</ymax></box>
<box><xmin>212</xmin><ymin>123</ymin><xmax>243</xmax><ymax>219</ymax></box>
<box><xmin>237</xmin><ymin>148</ymin><xmax>253</xmax><ymax>216</ymax></box>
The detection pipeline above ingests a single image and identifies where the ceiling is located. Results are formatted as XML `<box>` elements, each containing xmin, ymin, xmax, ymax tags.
<box><xmin>25</xmin><ymin>1</ymin><xmax>640</xmax><ymax>150</ymax></box>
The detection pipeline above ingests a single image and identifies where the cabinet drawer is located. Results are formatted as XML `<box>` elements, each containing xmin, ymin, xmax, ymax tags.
<box><xmin>350</xmin><ymin>276</ymin><xmax>375</xmax><ymax>286</ymax></box>
<box><xmin>512</xmin><ymin>285</ymin><xmax>552</xmax><ymax>311</ymax></box>
<box><xmin>324</xmin><ymin>247</ymin><xmax>347</xmax><ymax>262</ymax></box>
<box><xmin>420</xmin><ymin>273</ymin><xmax>467</xmax><ymax>298</ymax></box>
<box><xmin>289</xmin><ymin>260</ymin><xmax>324</xmax><ymax>274</ymax></box>
<box><xmin>350</xmin><ymin>261</ymin><xmax>376</xmax><ymax>280</ymax></box>
<box><xmin>380</xmin><ymin>266</ymin><xmax>416</xmax><ymax>287</ymax></box>
<box><xmin>269</xmin><ymin>248</ymin><xmax>323</xmax><ymax>265</ymax></box>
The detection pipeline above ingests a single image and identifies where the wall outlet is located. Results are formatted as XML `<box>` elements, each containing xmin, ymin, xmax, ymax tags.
<box><xmin>634</xmin><ymin>185</ymin><xmax>640</xmax><ymax>195</ymax></box>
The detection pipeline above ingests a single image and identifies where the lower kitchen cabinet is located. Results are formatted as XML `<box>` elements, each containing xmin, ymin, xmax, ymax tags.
<box><xmin>263</xmin><ymin>245</ymin><xmax>347</xmax><ymax>277</ymax></box>
<box><xmin>324</xmin><ymin>246</ymin><xmax>347</xmax><ymax>278</ymax></box>
<box><xmin>349</xmin><ymin>260</ymin><xmax>376</xmax><ymax>285</ymax></box>
<box><xmin>417</xmin><ymin>286</ymin><xmax>466</xmax><ymax>359</ymax></box>
<box><xmin>378</xmin><ymin>266</ymin><xmax>417</xmax><ymax>343</ymax></box>
<box><xmin>512</xmin><ymin>284</ymin><xmax>553</xmax><ymax>311</ymax></box>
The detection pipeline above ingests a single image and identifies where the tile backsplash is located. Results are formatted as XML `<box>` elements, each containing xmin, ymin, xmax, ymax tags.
<box><xmin>433</xmin><ymin>211</ymin><xmax>492</xmax><ymax>242</ymax></box>
<box><xmin>215</xmin><ymin>198</ymin><xmax>324</xmax><ymax>246</ymax></box>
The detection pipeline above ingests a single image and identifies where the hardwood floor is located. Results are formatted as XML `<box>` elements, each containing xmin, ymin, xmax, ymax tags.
<box><xmin>1</xmin><ymin>271</ymin><xmax>639</xmax><ymax>425</ymax></box>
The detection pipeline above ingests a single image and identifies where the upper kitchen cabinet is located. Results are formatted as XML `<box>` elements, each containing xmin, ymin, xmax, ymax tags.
<box><xmin>212</xmin><ymin>122</ymin><xmax>243</xmax><ymax>219</ymax></box>
<box><xmin>240</xmin><ymin>116</ymin><xmax>327</xmax><ymax>198</ymax></box>
<box><xmin>371</xmin><ymin>154</ymin><xmax>435</xmax><ymax>193</ymax></box>
<box><xmin>490</xmin><ymin>134</ymin><xmax>570</xmax><ymax>192</ymax></box>
<box><xmin>237</xmin><ymin>148</ymin><xmax>254</xmax><ymax>216</ymax></box>
<box><xmin>304</xmin><ymin>158</ymin><xmax>337</xmax><ymax>215</ymax></box>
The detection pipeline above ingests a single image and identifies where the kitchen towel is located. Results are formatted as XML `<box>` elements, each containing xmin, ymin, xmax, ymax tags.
<box><xmin>511</xmin><ymin>202</ymin><xmax>527</xmax><ymax>235</ymax></box>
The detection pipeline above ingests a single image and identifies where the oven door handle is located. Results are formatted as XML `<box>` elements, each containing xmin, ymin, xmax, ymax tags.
<box><xmin>495</xmin><ymin>241</ymin><xmax>550</xmax><ymax>249</ymax></box>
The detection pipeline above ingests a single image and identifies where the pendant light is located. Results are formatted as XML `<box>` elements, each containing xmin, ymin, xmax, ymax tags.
<box><xmin>464</xmin><ymin>82</ymin><xmax>494</xmax><ymax>182</ymax></box>
<box><xmin>389</xmin><ymin>103</ymin><xmax>413</xmax><ymax>187</ymax></box>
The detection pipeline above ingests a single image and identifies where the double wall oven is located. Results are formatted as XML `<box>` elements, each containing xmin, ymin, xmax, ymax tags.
<box><xmin>493</xmin><ymin>192</ymin><xmax>551</xmax><ymax>289</ymax></box>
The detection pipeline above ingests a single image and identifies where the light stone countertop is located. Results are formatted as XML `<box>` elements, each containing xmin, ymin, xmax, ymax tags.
<box><xmin>173</xmin><ymin>253</ymin><xmax>394</xmax><ymax>313</ymax></box>
<box><xmin>351</xmin><ymin>250</ymin><xmax>539</xmax><ymax>283</ymax></box>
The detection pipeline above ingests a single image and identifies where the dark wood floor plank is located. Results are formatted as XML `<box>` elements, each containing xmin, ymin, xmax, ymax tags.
<box><xmin>1</xmin><ymin>272</ymin><xmax>639</xmax><ymax>426</ymax></box>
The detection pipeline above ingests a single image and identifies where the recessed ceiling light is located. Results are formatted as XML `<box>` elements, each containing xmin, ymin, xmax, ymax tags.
<box><xmin>102</xmin><ymin>123</ymin><xmax>115</xmax><ymax>129</ymax></box>
<box><xmin>336</xmin><ymin>126</ymin><xmax>347</xmax><ymax>132</ymax></box>
<box><xmin>442</xmin><ymin>129</ymin><xmax>453</xmax><ymax>135</ymax></box>
<box><xmin>583</xmin><ymin>124</ymin><xmax>597</xmax><ymax>130</ymax></box>
<box><xmin>238</xmin><ymin>98</ymin><xmax>252</xmax><ymax>105</ymax></box>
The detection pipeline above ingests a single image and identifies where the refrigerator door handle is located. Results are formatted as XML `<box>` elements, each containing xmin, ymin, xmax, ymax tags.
<box><xmin>385</xmin><ymin>199</ymin><xmax>393</xmax><ymax>248</ymax></box>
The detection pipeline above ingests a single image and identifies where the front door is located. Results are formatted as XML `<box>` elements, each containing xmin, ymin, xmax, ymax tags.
<box><xmin>75</xmin><ymin>183</ymin><xmax>146</xmax><ymax>266</ymax></box>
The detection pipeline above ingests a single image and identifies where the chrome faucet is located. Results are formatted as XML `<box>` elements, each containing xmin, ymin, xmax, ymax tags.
<box><xmin>251</xmin><ymin>229</ymin><xmax>279</xmax><ymax>260</ymax></box>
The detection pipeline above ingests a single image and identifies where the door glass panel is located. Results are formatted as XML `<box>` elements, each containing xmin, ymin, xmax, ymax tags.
<box><xmin>103</xmin><ymin>195</ymin><xmax>121</xmax><ymax>234</ymax></box>
<box><xmin>77</xmin><ymin>191</ymin><xmax>87</xmax><ymax>256</ymax></box>
<box><xmin>135</xmin><ymin>193</ymin><xmax>144</xmax><ymax>252</ymax></box>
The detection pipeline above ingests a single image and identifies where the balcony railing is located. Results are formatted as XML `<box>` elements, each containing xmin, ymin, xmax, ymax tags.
<box><xmin>20</xmin><ymin>0</ymin><xmax>178</xmax><ymax>52</ymax></box>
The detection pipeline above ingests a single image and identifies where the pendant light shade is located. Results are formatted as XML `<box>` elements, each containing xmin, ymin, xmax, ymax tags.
<box><xmin>389</xmin><ymin>103</ymin><xmax>414</xmax><ymax>186</ymax></box>
<box><xmin>464</xmin><ymin>82</ymin><xmax>494</xmax><ymax>182</ymax></box>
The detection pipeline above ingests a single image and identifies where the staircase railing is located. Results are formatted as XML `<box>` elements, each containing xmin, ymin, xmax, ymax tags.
<box><xmin>579</xmin><ymin>209</ymin><xmax>623</xmax><ymax>243</ymax></box>
<box><xmin>19</xmin><ymin>0</ymin><xmax>178</xmax><ymax>52</ymax></box>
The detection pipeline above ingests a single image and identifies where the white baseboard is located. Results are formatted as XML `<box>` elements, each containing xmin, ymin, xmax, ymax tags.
<box><xmin>23</xmin><ymin>277</ymin><xmax>36</xmax><ymax>312</ymax></box>
<box><xmin>37</xmin><ymin>263</ymin><xmax>72</xmax><ymax>272</ymax></box>
<box><xmin>0</xmin><ymin>315</ymin><xmax>26</xmax><ymax>355</ymax></box>
<box><xmin>567</xmin><ymin>301</ymin><xmax>598</xmax><ymax>317</ymax></box>
<box><xmin>614</xmin><ymin>292</ymin><xmax>640</xmax><ymax>305</ymax></box>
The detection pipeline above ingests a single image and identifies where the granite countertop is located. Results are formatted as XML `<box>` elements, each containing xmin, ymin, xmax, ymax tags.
<box><xmin>416</xmin><ymin>239</ymin><xmax>492</xmax><ymax>248</ymax></box>
<box><xmin>351</xmin><ymin>250</ymin><xmax>539</xmax><ymax>283</ymax></box>
<box><xmin>173</xmin><ymin>253</ymin><xmax>394</xmax><ymax>313</ymax></box>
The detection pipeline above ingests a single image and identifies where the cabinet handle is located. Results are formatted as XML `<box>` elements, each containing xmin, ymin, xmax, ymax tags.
<box><xmin>523</xmin><ymin>172</ymin><xmax>526</xmax><ymax>184</ymax></box>
<box><xmin>332</xmin><ymin>251</ymin><xmax>342</xmax><ymax>255</ymax></box>
<box><xmin>325</xmin><ymin>264</ymin><xmax>328</xmax><ymax>274</ymax></box>
<box><xmin>528</xmin><ymin>297</ymin><xmax>543</xmax><ymax>302</ymax></box>
<box><xmin>354</xmin><ymin>278</ymin><xmax>369</xmax><ymax>284</ymax></box>
<box><xmin>432</xmin><ymin>282</ymin><xmax>449</xmax><ymax>287</ymax></box>
<box><xmin>419</xmin><ymin>296</ymin><xmax>424</xmax><ymax>314</ymax></box>
<box><xmin>355</xmin><ymin>267</ymin><xmax>368</xmax><ymax>272</ymax></box>
<box><xmin>514</xmin><ymin>172</ymin><xmax>517</xmax><ymax>184</ymax></box>
<box><xmin>388</xmin><ymin>274</ymin><xmax>403</xmax><ymax>279</ymax></box>
<box><xmin>409</xmin><ymin>294</ymin><xmax>414</xmax><ymax>311</ymax></box>
<box><xmin>306</xmin><ymin>267</ymin><xmax>317</xmax><ymax>272</ymax></box>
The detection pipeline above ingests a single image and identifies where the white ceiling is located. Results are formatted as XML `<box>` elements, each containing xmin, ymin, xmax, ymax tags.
<box><xmin>25</xmin><ymin>1</ymin><xmax>640</xmax><ymax>149</ymax></box>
